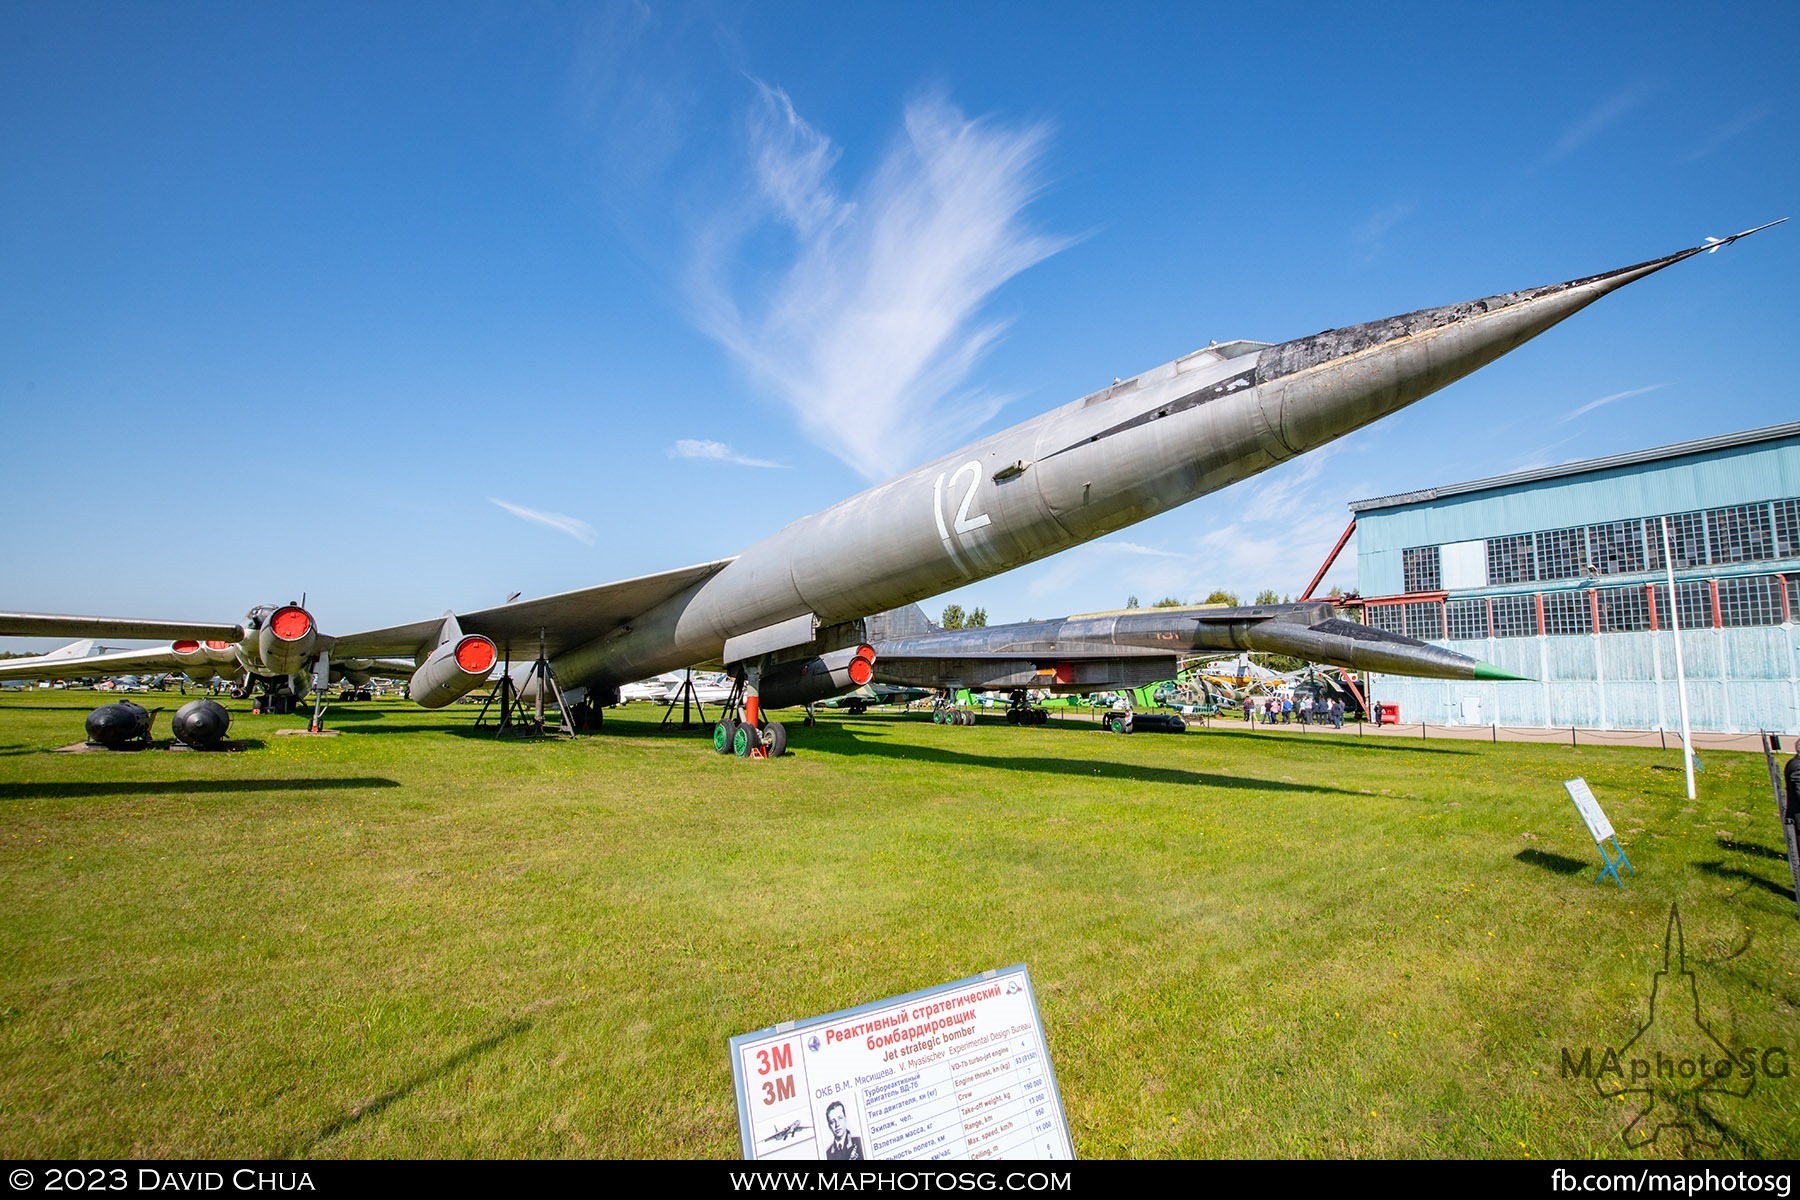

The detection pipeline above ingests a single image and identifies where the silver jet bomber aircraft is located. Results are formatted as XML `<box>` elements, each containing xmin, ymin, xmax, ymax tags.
<box><xmin>858</xmin><ymin>599</ymin><xmax>1520</xmax><ymax>728</ymax></box>
<box><xmin>0</xmin><ymin>605</ymin><xmax>461</xmax><ymax>712</ymax></box>
<box><xmin>0</xmin><ymin>225</ymin><xmax>1777</xmax><ymax>753</ymax></box>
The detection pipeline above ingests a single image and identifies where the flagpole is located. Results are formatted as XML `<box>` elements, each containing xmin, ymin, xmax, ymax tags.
<box><xmin>1661</xmin><ymin>516</ymin><xmax>1696</xmax><ymax>800</ymax></box>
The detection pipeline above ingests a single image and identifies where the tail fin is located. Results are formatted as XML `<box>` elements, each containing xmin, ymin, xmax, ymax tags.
<box><xmin>863</xmin><ymin>604</ymin><xmax>939</xmax><ymax>643</ymax></box>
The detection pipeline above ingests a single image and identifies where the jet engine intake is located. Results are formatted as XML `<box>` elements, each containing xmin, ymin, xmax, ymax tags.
<box><xmin>257</xmin><ymin>605</ymin><xmax>316</xmax><ymax>676</ymax></box>
<box><xmin>755</xmin><ymin>644</ymin><xmax>877</xmax><ymax>709</ymax></box>
<box><xmin>409</xmin><ymin>634</ymin><xmax>499</xmax><ymax>709</ymax></box>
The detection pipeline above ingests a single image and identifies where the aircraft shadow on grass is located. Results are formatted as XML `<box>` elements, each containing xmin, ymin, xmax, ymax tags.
<box><xmin>1196</xmin><ymin>728</ymin><xmax>1475</xmax><ymax>756</ymax></box>
<box><xmin>1513</xmin><ymin>848</ymin><xmax>1591</xmax><ymax>876</ymax></box>
<box><xmin>1695</xmin><ymin>860</ymin><xmax>1797</xmax><ymax>904</ymax></box>
<box><xmin>0</xmin><ymin>777</ymin><xmax>403</xmax><ymax>801</ymax></box>
<box><xmin>1714</xmin><ymin>837</ymin><xmax>1790</xmax><ymax>863</ymax></box>
<box><xmin>809</xmin><ymin>726</ymin><xmax>1365</xmax><ymax>794</ymax></box>
<box><xmin>292</xmin><ymin>1017</ymin><xmax>534</xmax><ymax>1155</ymax></box>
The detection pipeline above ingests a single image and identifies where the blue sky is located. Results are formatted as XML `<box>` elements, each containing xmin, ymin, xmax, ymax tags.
<box><xmin>2</xmin><ymin>1</ymin><xmax>1795</xmax><ymax>650</ymax></box>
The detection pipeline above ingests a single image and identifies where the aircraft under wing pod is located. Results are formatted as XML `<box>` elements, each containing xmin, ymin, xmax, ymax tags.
<box><xmin>1</xmin><ymin>227</ymin><xmax>1776</xmax><ymax>749</ymax></box>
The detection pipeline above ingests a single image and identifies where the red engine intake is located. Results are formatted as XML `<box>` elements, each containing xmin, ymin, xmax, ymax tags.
<box><xmin>410</xmin><ymin>634</ymin><xmax>499</xmax><ymax>709</ymax></box>
<box><xmin>257</xmin><ymin>605</ymin><xmax>317</xmax><ymax>675</ymax></box>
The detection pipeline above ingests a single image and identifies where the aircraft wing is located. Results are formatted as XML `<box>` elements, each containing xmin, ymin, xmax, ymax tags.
<box><xmin>0</xmin><ymin>645</ymin><xmax>190</xmax><ymax>682</ymax></box>
<box><xmin>0</xmin><ymin>612</ymin><xmax>244</xmax><ymax>641</ymax></box>
<box><xmin>327</xmin><ymin>558</ymin><xmax>737</xmax><ymax>661</ymax></box>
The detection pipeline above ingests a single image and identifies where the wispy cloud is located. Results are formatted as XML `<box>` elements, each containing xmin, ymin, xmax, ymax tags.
<box><xmin>1683</xmin><ymin>103</ymin><xmax>1773</xmax><ymax>162</ymax></box>
<box><xmin>489</xmin><ymin>497</ymin><xmax>596</xmax><ymax>544</ymax></box>
<box><xmin>1350</xmin><ymin>201</ymin><xmax>1415</xmax><ymax>264</ymax></box>
<box><xmin>1186</xmin><ymin>453</ymin><xmax>1359</xmax><ymax>600</ymax></box>
<box><xmin>1536</xmin><ymin>81</ymin><xmax>1653</xmax><ymax>169</ymax></box>
<box><xmin>1019</xmin><ymin>452</ymin><xmax>1362</xmax><ymax>608</ymax></box>
<box><xmin>1504</xmin><ymin>435</ymin><xmax>1582</xmax><ymax>473</ymax></box>
<box><xmin>687</xmin><ymin>86</ymin><xmax>1074</xmax><ymax>478</ymax></box>
<box><xmin>668</xmin><ymin>438</ymin><xmax>788</xmax><ymax>468</ymax></box>
<box><xmin>1554</xmin><ymin>383</ymin><xmax>1667</xmax><ymax>425</ymax></box>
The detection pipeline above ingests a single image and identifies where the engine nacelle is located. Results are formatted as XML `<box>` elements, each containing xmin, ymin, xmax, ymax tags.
<box><xmin>756</xmin><ymin>644</ymin><xmax>876</xmax><ymax>709</ymax></box>
<box><xmin>257</xmin><ymin>605</ymin><xmax>316</xmax><ymax>676</ymax></box>
<box><xmin>171</xmin><ymin>640</ymin><xmax>218</xmax><ymax>682</ymax></box>
<box><xmin>171</xmin><ymin>699</ymin><xmax>231</xmax><ymax>749</ymax></box>
<box><xmin>409</xmin><ymin>634</ymin><xmax>498</xmax><ymax>709</ymax></box>
<box><xmin>203</xmin><ymin>639</ymin><xmax>238</xmax><ymax>666</ymax></box>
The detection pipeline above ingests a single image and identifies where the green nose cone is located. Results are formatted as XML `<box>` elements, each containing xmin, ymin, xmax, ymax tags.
<box><xmin>1473</xmin><ymin>661</ymin><xmax>1533</xmax><ymax>682</ymax></box>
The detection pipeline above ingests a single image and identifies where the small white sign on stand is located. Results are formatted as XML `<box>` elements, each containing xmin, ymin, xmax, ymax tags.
<box><xmin>730</xmin><ymin>964</ymin><xmax>1073</xmax><ymax>1161</ymax></box>
<box><xmin>1564</xmin><ymin>777</ymin><xmax>1634</xmax><ymax>888</ymax></box>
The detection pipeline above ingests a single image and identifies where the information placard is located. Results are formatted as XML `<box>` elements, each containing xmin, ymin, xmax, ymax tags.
<box><xmin>729</xmin><ymin>964</ymin><xmax>1073</xmax><ymax>1161</ymax></box>
<box><xmin>1564</xmin><ymin>777</ymin><xmax>1615</xmax><ymax>844</ymax></box>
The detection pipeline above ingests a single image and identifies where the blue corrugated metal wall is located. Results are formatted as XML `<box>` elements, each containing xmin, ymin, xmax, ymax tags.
<box><xmin>1370</xmin><ymin>626</ymin><xmax>1800</xmax><ymax>734</ymax></box>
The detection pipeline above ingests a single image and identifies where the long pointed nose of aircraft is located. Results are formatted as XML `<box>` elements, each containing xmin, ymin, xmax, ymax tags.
<box><xmin>1252</xmin><ymin>242</ymin><xmax>1715</xmax><ymax>459</ymax></box>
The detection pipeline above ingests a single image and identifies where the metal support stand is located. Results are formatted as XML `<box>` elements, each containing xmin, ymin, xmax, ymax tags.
<box><xmin>476</xmin><ymin>632</ymin><xmax>574</xmax><ymax>739</ymax></box>
<box><xmin>661</xmin><ymin>668</ymin><xmax>711</xmax><ymax>729</ymax></box>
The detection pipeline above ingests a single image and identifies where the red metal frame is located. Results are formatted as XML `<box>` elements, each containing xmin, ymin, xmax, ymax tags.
<box><xmin>1300</xmin><ymin>519</ymin><xmax>1356</xmax><ymax>601</ymax></box>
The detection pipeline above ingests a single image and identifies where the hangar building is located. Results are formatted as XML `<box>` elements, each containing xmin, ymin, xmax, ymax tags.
<box><xmin>1348</xmin><ymin>421</ymin><xmax>1800</xmax><ymax>735</ymax></box>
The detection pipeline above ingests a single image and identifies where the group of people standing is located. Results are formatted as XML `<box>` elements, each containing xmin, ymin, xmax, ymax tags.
<box><xmin>1239</xmin><ymin>692</ymin><xmax>1344</xmax><ymax>729</ymax></box>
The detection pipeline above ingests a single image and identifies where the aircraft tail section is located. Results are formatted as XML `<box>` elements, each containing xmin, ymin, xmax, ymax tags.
<box><xmin>863</xmin><ymin>604</ymin><xmax>939</xmax><ymax>643</ymax></box>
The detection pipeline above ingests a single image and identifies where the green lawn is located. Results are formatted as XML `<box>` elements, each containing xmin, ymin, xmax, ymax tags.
<box><xmin>1</xmin><ymin>689</ymin><xmax>1795</xmax><ymax>1159</ymax></box>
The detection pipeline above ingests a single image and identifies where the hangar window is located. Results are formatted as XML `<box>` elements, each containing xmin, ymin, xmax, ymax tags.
<box><xmin>1402</xmin><ymin>546</ymin><xmax>1442</xmax><ymax>594</ymax></box>
<box><xmin>1486</xmin><ymin>534</ymin><xmax>1536</xmax><ymax>585</ymax></box>
<box><xmin>1491</xmin><ymin>594</ymin><xmax>1538</xmax><ymax>638</ymax></box>
<box><xmin>1445</xmin><ymin>599</ymin><xmax>1489</xmax><ymax>640</ymax></box>
<box><xmin>1541</xmin><ymin>590</ymin><xmax>1593</xmax><ymax>636</ymax></box>
<box><xmin>1366</xmin><ymin>604</ymin><xmax>1406</xmax><ymax>635</ymax></box>
<box><xmin>1587</xmin><ymin>521</ymin><xmax>1645</xmax><ymax>576</ymax></box>
<box><xmin>1717</xmin><ymin>575</ymin><xmax>1783</xmax><ymax>626</ymax></box>
<box><xmin>1775</xmin><ymin>499</ymin><xmax>1800</xmax><ymax>558</ymax></box>
<box><xmin>1708</xmin><ymin>504</ymin><xmax>1774</xmax><ymax>564</ymax></box>
<box><xmin>1534</xmin><ymin>527</ymin><xmax>1588</xmax><ymax>581</ymax></box>
<box><xmin>1595</xmin><ymin>585</ymin><xmax>1652</xmax><ymax>633</ymax></box>
<box><xmin>1651</xmin><ymin>581</ymin><xmax>1714</xmax><ymax>630</ymax></box>
<box><xmin>1788</xmin><ymin>576</ymin><xmax>1800</xmax><ymax>624</ymax></box>
<box><xmin>1646</xmin><ymin>511</ymin><xmax>1708</xmax><ymax>571</ymax></box>
<box><xmin>1403</xmin><ymin>601</ymin><xmax>1445</xmax><ymax>640</ymax></box>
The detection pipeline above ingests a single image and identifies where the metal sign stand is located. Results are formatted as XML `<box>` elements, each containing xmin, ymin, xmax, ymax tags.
<box><xmin>1565</xmin><ymin>777</ymin><xmax>1635</xmax><ymax>889</ymax></box>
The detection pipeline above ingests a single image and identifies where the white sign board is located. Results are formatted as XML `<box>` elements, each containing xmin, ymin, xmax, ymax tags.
<box><xmin>1564</xmin><ymin>777</ymin><xmax>1616</xmax><ymax>844</ymax></box>
<box><xmin>730</xmin><ymin>964</ymin><xmax>1073</xmax><ymax>1161</ymax></box>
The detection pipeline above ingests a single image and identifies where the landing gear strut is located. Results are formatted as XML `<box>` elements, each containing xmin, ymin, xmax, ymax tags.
<box><xmin>1003</xmin><ymin>689</ymin><xmax>1048</xmax><ymax>726</ymax></box>
<box><xmin>712</xmin><ymin>675</ymin><xmax>789</xmax><ymax>758</ymax></box>
<box><xmin>930</xmin><ymin>691</ymin><xmax>975</xmax><ymax>726</ymax></box>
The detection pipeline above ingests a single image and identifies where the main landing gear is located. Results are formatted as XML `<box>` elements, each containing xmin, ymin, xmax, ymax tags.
<box><xmin>930</xmin><ymin>692</ymin><xmax>975</xmax><ymax>726</ymax></box>
<box><xmin>712</xmin><ymin>676</ymin><xmax>790</xmax><ymax>759</ymax></box>
<box><xmin>1003</xmin><ymin>690</ymin><xmax>1048</xmax><ymax>726</ymax></box>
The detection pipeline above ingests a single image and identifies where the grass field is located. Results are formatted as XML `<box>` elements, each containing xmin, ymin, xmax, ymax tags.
<box><xmin>1</xmin><ymin>688</ymin><xmax>1796</xmax><ymax>1160</ymax></box>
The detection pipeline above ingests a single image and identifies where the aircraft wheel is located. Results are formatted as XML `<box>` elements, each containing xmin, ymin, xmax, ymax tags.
<box><xmin>803</xmin><ymin>714</ymin><xmax>815</xmax><ymax>728</ymax></box>
<box><xmin>763</xmin><ymin>721</ymin><xmax>788</xmax><ymax>757</ymax></box>
<box><xmin>713</xmin><ymin>719</ymin><xmax>738</xmax><ymax>754</ymax></box>
<box><xmin>1033</xmin><ymin>709</ymin><xmax>1048</xmax><ymax>725</ymax></box>
<box><xmin>1109</xmin><ymin>715</ymin><xmax>1131</xmax><ymax>734</ymax></box>
<box><xmin>732</xmin><ymin>722</ymin><xmax>759</xmax><ymax>758</ymax></box>
<box><xmin>1005</xmin><ymin>710</ymin><xmax>1019</xmax><ymax>726</ymax></box>
<box><xmin>960</xmin><ymin>710</ymin><xmax>975</xmax><ymax>727</ymax></box>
